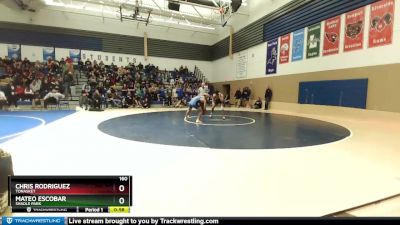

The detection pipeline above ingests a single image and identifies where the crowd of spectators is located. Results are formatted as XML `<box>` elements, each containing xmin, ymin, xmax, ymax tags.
<box><xmin>233</xmin><ymin>86</ymin><xmax>273</xmax><ymax>110</ymax></box>
<box><xmin>0</xmin><ymin>55</ymin><xmax>208</xmax><ymax>110</ymax></box>
<box><xmin>77</xmin><ymin>59</ymin><xmax>204</xmax><ymax>110</ymax></box>
<box><xmin>0</xmin><ymin>56</ymin><xmax>73</xmax><ymax>109</ymax></box>
<box><xmin>233</xmin><ymin>87</ymin><xmax>252</xmax><ymax>108</ymax></box>
<box><xmin>0</xmin><ymin>55</ymin><xmax>275</xmax><ymax>112</ymax></box>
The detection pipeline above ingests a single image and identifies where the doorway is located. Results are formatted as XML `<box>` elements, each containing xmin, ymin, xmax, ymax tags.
<box><xmin>222</xmin><ymin>84</ymin><xmax>231</xmax><ymax>99</ymax></box>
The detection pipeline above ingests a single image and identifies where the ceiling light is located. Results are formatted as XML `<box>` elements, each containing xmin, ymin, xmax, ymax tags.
<box><xmin>152</xmin><ymin>17</ymin><xmax>214</xmax><ymax>30</ymax></box>
<box><xmin>44</xmin><ymin>0</ymin><xmax>115</xmax><ymax>15</ymax></box>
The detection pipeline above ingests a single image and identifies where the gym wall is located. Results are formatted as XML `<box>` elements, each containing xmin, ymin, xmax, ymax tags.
<box><xmin>212</xmin><ymin>0</ymin><xmax>400</xmax><ymax>113</ymax></box>
<box><xmin>213</xmin><ymin>63</ymin><xmax>400</xmax><ymax>113</ymax></box>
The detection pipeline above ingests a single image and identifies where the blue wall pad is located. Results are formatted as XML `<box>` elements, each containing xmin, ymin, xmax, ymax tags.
<box><xmin>298</xmin><ymin>79</ymin><xmax>368</xmax><ymax>109</ymax></box>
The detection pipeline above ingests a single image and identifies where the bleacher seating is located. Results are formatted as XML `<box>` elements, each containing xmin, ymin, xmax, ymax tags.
<box><xmin>0</xmin><ymin>55</ymin><xmax>212</xmax><ymax>110</ymax></box>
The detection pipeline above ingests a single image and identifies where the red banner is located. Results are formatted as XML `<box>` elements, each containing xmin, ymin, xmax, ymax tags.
<box><xmin>323</xmin><ymin>16</ymin><xmax>341</xmax><ymax>56</ymax></box>
<box><xmin>279</xmin><ymin>34</ymin><xmax>291</xmax><ymax>64</ymax></box>
<box><xmin>344</xmin><ymin>7</ymin><xmax>365</xmax><ymax>52</ymax></box>
<box><xmin>369</xmin><ymin>0</ymin><xmax>395</xmax><ymax>48</ymax></box>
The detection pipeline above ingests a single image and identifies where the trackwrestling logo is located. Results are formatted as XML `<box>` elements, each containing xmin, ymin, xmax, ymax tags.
<box><xmin>2</xmin><ymin>217</ymin><xmax>64</xmax><ymax>225</ymax></box>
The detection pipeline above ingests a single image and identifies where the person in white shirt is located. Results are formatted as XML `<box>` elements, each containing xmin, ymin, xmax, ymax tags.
<box><xmin>172</xmin><ymin>86</ymin><xmax>177</xmax><ymax>103</ymax></box>
<box><xmin>30</xmin><ymin>78</ymin><xmax>42</xmax><ymax>93</ymax></box>
<box><xmin>198</xmin><ymin>82</ymin><xmax>206</xmax><ymax>96</ymax></box>
<box><xmin>0</xmin><ymin>90</ymin><xmax>7</xmax><ymax>110</ymax></box>
<box><xmin>43</xmin><ymin>89</ymin><xmax>65</xmax><ymax>109</ymax></box>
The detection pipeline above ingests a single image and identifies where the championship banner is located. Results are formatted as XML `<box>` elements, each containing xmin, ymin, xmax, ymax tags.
<box><xmin>8</xmin><ymin>44</ymin><xmax>21</xmax><ymax>59</ymax></box>
<box><xmin>69</xmin><ymin>49</ymin><xmax>81</xmax><ymax>63</ymax></box>
<box><xmin>279</xmin><ymin>34</ymin><xmax>291</xmax><ymax>64</ymax></box>
<box><xmin>266</xmin><ymin>39</ymin><xmax>278</xmax><ymax>75</ymax></box>
<box><xmin>344</xmin><ymin>7</ymin><xmax>365</xmax><ymax>52</ymax></box>
<box><xmin>369</xmin><ymin>0</ymin><xmax>395</xmax><ymax>48</ymax></box>
<box><xmin>306</xmin><ymin>23</ymin><xmax>321</xmax><ymax>59</ymax></box>
<box><xmin>292</xmin><ymin>29</ymin><xmax>305</xmax><ymax>62</ymax></box>
<box><xmin>323</xmin><ymin>16</ymin><xmax>341</xmax><ymax>56</ymax></box>
<box><xmin>43</xmin><ymin>47</ymin><xmax>55</xmax><ymax>61</ymax></box>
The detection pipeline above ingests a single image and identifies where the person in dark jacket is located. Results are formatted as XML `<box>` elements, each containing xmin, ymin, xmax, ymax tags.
<box><xmin>234</xmin><ymin>88</ymin><xmax>242</xmax><ymax>107</ymax></box>
<box><xmin>254</xmin><ymin>97</ymin><xmax>262</xmax><ymax>109</ymax></box>
<box><xmin>90</xmin><ymin>89</ymin><xmax>102</xmax><ymax>110</ymax></box>
<box><xmin>5</xmin><ymin>83</ymin><xmax>17</xmax><ymax>108</ymax></box>
<box><xmin>265</xmin><ymin>86</ymin><xmax>273</xmax><ymax>110</ymax></box>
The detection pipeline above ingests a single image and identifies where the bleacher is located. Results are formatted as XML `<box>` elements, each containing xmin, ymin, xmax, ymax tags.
<box><xmin>0</xmin><ymin>56</ymin><xmax>211</xmax><ymax>111</ymax></box>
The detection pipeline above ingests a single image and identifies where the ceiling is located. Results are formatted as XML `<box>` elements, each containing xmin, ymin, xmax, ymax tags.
<box><xmin>18</xmin><ymin>0</ymin><xmax>249</xmax><ymax>32</ymax></box>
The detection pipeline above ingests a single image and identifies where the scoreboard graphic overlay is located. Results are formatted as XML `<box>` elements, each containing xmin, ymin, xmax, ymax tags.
<box><xmin>8</xmin><ymin>176</ymin><xmax>132</xmax><ymax>213</ymax></box>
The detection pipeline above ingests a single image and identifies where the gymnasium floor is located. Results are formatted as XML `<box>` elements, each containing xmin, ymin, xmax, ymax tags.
<box><xmin>0</xmin><ymin>111</ymin><xmax>75</xmax><ymax>143</ymax></box>
<box><xmin>0</xmin><ymin>105</ymin><xmax>400</xmax><ymax>216</ymax></box>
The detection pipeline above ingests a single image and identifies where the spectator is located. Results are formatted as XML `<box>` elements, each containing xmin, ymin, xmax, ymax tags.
<box><xmin>254</xmin><ymin>97</ymin><xmax>262</xmax><ymax>109</ymax></box>
<box><xmin>234</xmin><ymin>88</ymin><xmax>242</xmax><ymax>107</ymax></box>
<box><xmin>5</xmin><ymin>83</ymin><xmax>17</xmax><ymax>108</ymax></box>
<box><xmin>265</xmin><ymin>86</ymin><xmax>273</xmax><ymax>110</ymax></box>
<box><xmin>172</xmin><ymin>85</ymin><xmax>177</xmax><ymax>103</ymax></box>
<box><xmin>157</xmin><ymin>86</ymin><xmax>165</xmax><ymax>104</ymax></box>
<box><xmin>30</xmin><ymin>78</ymin><xmax>42</xmax><ymax>93</ymax></box>
<box><xmin>85</xmin><ymin>58</ymin><xmax>92</xmax><ymax>69</ymax></box>
<box><xmin>63</xmin><ymin>72</ymin><xmax>74</xmax><ymax>99</ymax></box>
<box><xmin>142</xmin><ymin>96</ymin><xmax>150</xmax><ymax>108</ymax></box>
<box><xmin>78</xmin><ymin>59</ymin><xmax>84</xmax><ymax>76</ymax></box>
<box><xmin>40</xmin><ymin>79</ymin><xmax>51</xmax><ymax>98</ymax></box>
<box><xmin>122</xmin><ymin>92</ymin><xmax>133</xmax><ymax>108</ymax></box>
<box><xmin>15</xmin><ymin>85</ymin><xmax>25</xmax><ymax>100</ymax></box>
<box><xmin>166</xmin><ymin>86</ymin><xmax>173</xmax><ymax>106</ymax></box>
<box><xmin>241</xmin><ymin>87</ymin><xmax>249</xmax><ymax>108</ymax></box>
<box><xmin>32</xmin><ymin>91</ymin><xmax>42</xmax><ymax>109</ymax></box>
<box><xmin>89</xmin><ymin>89</ymin><xmax>101</xmax><ymax>110</ymax></box>
<box><xmin>24</xmin><ymin>86</ymin><xmax>34</xmax><ymax>101</ymax></box>
<box><xmin>80</xmin><ymin>84</ymin><xmax>90</xmax><ymax>110</ymax></box>
<box><xmin>43</xmin><ymin>89</ymin><xmax>65</xmax><ymax>109</ymax></box>
<box><xmin>0</xmin><ymin>90</ymin><xmax>7</xmax><ymax>110</ymax></box>
<box><xmin>246</xmin><ymin>87</ymin><xmax>252</xmax><ymax>106</ymax></box>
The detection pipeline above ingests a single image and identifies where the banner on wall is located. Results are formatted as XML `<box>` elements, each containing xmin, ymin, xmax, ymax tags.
<box><xmin>81</xmin><ymin>50</ymin><xmax>137</xmax><ymax>66</ymax></box>
<box><xmin>8</xmin><ymin>44</ymin><xmax>21</xmax><ymax>59</ymax></box>
<box><xmin>306</xmin><ymin>23</ymin><xmax>321</xmax><ymax>59</ymax></box>
<box><xmin>236</xmin><ymin>51</ymin><xmax>248</xmax><ymax>79</ymax></box>
<box><xmin>266</xmin><ymin>39</ymin><xmax>278</xmax><ymax>75</ymax></box>
<box><xmin>279</xmin><ymin>34</ymin><xmax>291</xmax><ymax>64</ymax></box>
<box><xmin>69</xmin><ymin>49</ymin><xmax>81</xmax><ymax>63</ymax></box>
<box><xmin>344</xmin><ymin>7</ymin><xmax>365</xmax><ymax>52</ymax></box>
<box><xmin>43</xmin><ymin>47</ymin><xmax>55</xmax><ymax>61</ymax></box>
<box><xmin>323</xmin><ymin>16</ymin><xmax>341</xmax><ymax>56</ymax></box>
<box><xmin>369</xmin><ymin>0</ymin><xmax>395</xmax><ymax>48</ymax></box>
<box><xmin>292</xmin><ymin>29</ymin><xmax>305</xmax><ymax>62</ymax></box>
